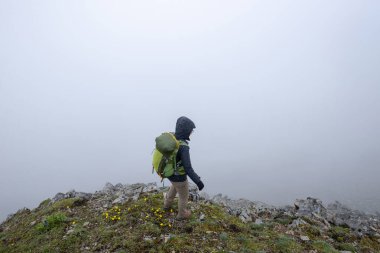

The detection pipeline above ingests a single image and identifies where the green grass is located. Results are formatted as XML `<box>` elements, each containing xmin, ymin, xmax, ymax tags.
<box><xmin>328</xmin><ymin>225</ymin><xmax>353</xmax><ymax>243</ymax></box>
<box><xmin>335</xmin><ymin>242</ymin><xmax>357</xmax><ymax>252</ymax></box>
<box><xmin>274</xmin><ymin>235</ymin><xmax>303</xmax><ymax>253</ymax></box>
<box><xmin>312</xmin><ymin>240</ymin><xmax>339</xmax><ymax>253</ymax></box>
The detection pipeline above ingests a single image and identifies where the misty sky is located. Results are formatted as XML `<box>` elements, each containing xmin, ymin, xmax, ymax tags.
<box><xmin>1</xmin><ymin>1</ymin><xmax>380</xmax><ymax>222</ymax></box>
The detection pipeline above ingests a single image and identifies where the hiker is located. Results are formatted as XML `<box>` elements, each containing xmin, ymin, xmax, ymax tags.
<box><xmin>163</xmin><ymin>116</ymin><xmax>204</xmax><ymax>220</ymax></box>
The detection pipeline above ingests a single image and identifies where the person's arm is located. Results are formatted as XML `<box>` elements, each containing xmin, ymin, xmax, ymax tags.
<box><xmin>180</xmin><ymin>146</ymin><xmax>203</xmax><ymax>190</ymax></box>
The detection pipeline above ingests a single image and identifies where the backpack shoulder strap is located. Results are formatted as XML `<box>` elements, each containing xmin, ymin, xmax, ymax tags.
<box><xmin>178</xmin><ymin>140</ymin><xmax>188</xmax><ymax>147</ymax></box>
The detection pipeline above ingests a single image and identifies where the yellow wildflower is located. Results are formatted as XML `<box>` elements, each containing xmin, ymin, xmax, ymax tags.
<box><xmin>160</xmin><ymin>223</ymin><xmax>164</xmax><ymax>226</ymax></box>
<box><xmin>72</xmin><ymin>221</ymin><xmax>76</xmax><ymax>225</ymax></box>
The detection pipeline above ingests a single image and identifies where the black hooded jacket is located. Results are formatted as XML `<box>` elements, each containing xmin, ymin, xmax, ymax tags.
<box><xmin>168</xmin><ymin>116</ymin><xmax>201</xmax><ymax>184</ymax></box>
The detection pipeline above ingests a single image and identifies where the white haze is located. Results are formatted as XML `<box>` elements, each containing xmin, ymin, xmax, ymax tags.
<box><xmin>1</xmin><ymin>0</ymin><xmax>380</xmax><ymax>221</ymax></box>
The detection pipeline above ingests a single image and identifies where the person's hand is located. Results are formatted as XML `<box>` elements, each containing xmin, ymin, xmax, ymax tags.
<box><xmin>197</xmin><ymin>181</ymin><xmax>204</xmax><ymax>191</ymax></box>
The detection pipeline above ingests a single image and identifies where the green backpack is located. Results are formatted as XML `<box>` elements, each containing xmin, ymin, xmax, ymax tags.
<box><xmin>152</xmin><ymin>132</ymin><xmax>187</xmax><ymax>180</ymax></box>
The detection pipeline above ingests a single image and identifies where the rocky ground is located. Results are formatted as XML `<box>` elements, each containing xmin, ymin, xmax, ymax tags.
<box><xmin>1</xmin><ymin>182</ymin><xmax>380</xmax><ymax>252</ymax></box>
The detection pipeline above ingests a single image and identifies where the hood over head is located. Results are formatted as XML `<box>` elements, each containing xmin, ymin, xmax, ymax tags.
<box><xmin>175</xmin><ymin>116</ymin><xmax>196</xmax><ymax>141</ymax></box>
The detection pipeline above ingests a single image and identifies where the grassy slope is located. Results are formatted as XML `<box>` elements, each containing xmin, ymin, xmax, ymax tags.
<box><xmin>1</xmin><ymin>192</ymin><xmax>379</xmax><ymax>253</ymax></box>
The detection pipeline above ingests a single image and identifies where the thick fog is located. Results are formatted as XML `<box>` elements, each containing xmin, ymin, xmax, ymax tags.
<box><xmin>1</xmin><ymin>1</ymin><xmax>380</xmax><ymax>222</ymax></box>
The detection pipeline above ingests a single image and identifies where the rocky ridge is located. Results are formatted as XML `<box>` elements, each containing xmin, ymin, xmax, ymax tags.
<box><xmin>47</xmin><ymin>182</ymin><xmax>380</xmax><ymax>237</ymax></box>
<box><xmin>1</xmin><ymin>182</ymin><xmax>380</xmax><ymax>253</ymax></box>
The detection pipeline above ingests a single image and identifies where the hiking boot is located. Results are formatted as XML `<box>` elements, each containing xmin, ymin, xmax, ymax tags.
<box><xmin>176</xmin><ymin>209</ymin><xmax>191</xmax><ymax>220</ymax></box>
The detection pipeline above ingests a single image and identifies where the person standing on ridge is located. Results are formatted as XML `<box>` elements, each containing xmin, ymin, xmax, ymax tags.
<box><xmin>163</xmin><ymin>116</ymin><xmax>204</xmax><ymax>220</ymax></box>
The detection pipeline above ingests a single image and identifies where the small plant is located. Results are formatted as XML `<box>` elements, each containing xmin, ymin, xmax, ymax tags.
<box><xmin>303</xmin><ymin>224</ymin><xmax>322</xmax><ymax>239</ymax></box>
<box><xmin>312</xmin><ymin>240</ymin><xmax>339</xmax><ymax>253</ymax></box>
<box><xmin>328</xmin><ymin>226</ymin><xmax>352</xmax><ymax>243</ymax></box>
<box><xmin>274</xmin><ymin>236</ymin><xmax>303</xmax><ymax>253</ymax></box>
<box><xmin>142</xmin><ymin>207</ymin><xmax>173</xmax><ymax>228</ymax></box>
<box><xmin>237</xmin><ymin>235</ymin><xmax>248</xmax><ymax>244</ymax></box>
<box><xmin>103</xmin><ymin>205</ymin><xmax>122</xmax><ymax>222</ymax></box>
<box><xmin>250</xmin><ymin>223</ymin><xmax>265</xmax><ymax>231</ymax></box>
<box><xmin>36</xmin><ymin>213</ymin><xmax>67</xmax><ymax>232</ymax></box>
<box><xmin>274</xmin><ymin>215</ymin><xmax>294</xmax><ymax>225</ymax></box>
<box><xmin>219</xmin><ymin>232</ymin><xmax>228</xmax><ymax>241</ymax></box>
<box><xmin>336</xmin><ymin>242</ymin><xmax>356</xmax><ymax>252</ymax></box>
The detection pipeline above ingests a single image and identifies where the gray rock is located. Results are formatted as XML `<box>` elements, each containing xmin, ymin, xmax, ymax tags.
<box><xmin>97</xmin><ymin>182</ymin><xmax>155</xmax><ymax>204</ymax></box>
<box><xmin>188</xmin><ymin>182</ymin><xmax>200</xmax><ymax>202</ymax></box>
<box><xmin>199</xmin><ymin>213</ymin><xmax>205</xmax><ymax>221</ymax></box>
<box><xmin>52</xmin><ymin>193</ymin><xmax>66</xmax><ymax>202</ymax></box>
<box><xmin>142</xmin><ymin>182</ymin><xmax>158</xmax><ymax>193</ymax></box>
<box><xmin>239</xmin><ymin>209</ymin><xmax>252</xmax><ymax>223</ymax></box>
<box><xmin>199</xmin><ymin>192</ymin><xmax>210</xmax><ymax>201</ymax></box>
<box><xmin>102</xmin><ymin>182</ymin><xmax>115</xmax><ymax>194</ymax></box>
<box><xmin>326</xmin><ymin>201</ymin><xmax>380</xmax><ymax>235</ymax></box>
<box><xmin>289</xmin><ymin>218</ymin><xmax>308</xmax><ymax>228</ymax></box>
<box><xmin>114</xmin><ymin>183</ymin><xmax>123</xmax><ymax>189</ymax></box>
<box><xmin>300</xmin><ymin>235</ymin><xmax>310</xmax><ymax>241</ymax></box>
<box><xmin>112</xmin><ymin>196</ymin><xmax>129</xmax><ymax>205</ymax></box>
<box><xmin>211</xmin><ymin>194</ymin><xmax>276</xmax><ymax>223</ymax></box>
<box><xmin>294</xmin><ymin>197</ymin><xmax>327</xmax><ymax>218</ymax></box>
<box><xmin>52</xmin><ymin>190</ymin><xmax>92</xmax><ymax>203</ymax></box>
<box><xmin>164</xmin><ymin>234</ymin><xmax>173</xmax><ymax>243</ymax></box>
<box><xmin>143</xmin><ymin>236</ymin><xmax>153</xmax><ymax>242</ymax></box>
